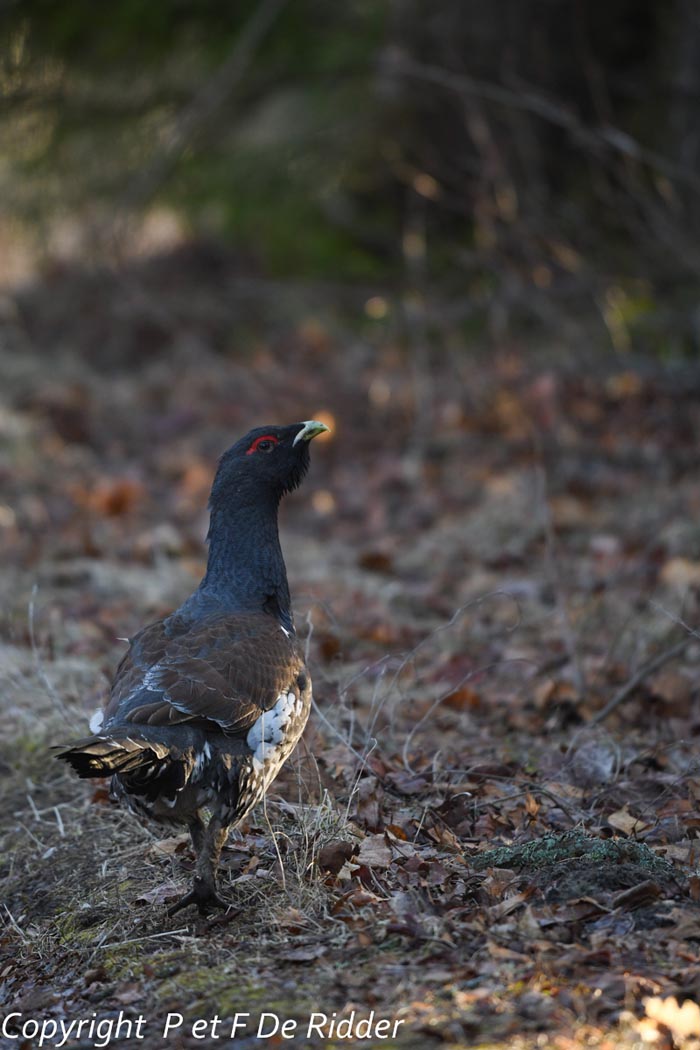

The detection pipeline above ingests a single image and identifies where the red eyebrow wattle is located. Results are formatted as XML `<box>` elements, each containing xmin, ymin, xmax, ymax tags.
<box><xmin>246</xmin><ymin>434</ymin><xmax>278</xmax><ymax>454</ymax></box>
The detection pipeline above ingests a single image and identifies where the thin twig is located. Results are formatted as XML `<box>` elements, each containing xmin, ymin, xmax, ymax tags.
<box><xmin>470</xmin><ymin>785</ymin><xmax>577</xmax><ymax>825</ymax></box>
<box><xmin>92</xmin><ymin>929</ymin><xmax>190</xmax><ymax>951</ymax></box>
<box><xmin>589</xmin><ymin>637</ymin><xmax>690</xmax><ymax>727</ymax></box>
<box><xmin>401</xmin><ymin>657</ymin><xmax>536</xmax><ymax>774</ymax></box>
<box><xmin>261</xmin><ymin>795</ymin><xmax>287</xmax><ymax>896</ymax></box>
<box><xmin>535</xmin><ymin>466</ymin><xmax>588</xmax><ymax>701</ymax></box>
<box><xmin>390</xmin><ymin>54</ymin><xmax>700</xmax><ymax>195</ymax></box>
<box><xmin>434</xmin><ymin>771</ymin><xmax>579</xmax><ymax>824</ymax></box>
<box><xmin>2</xmin><ymin>905</ymin><xmax>28</xmax><ymax>944</ymax></box>
<box><xmin>649</xmin><ymin>600</ymin><xmax>700</xmax><ymax>644</ymax></box>
<box><xmin>28</xmin><ymin>585</ymin><xmax>74</xmax><ymax>727</ymax></box>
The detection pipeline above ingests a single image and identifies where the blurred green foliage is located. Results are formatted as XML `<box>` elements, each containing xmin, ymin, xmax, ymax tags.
<box><xmin>2</xmin><ymin>0</ymin><xmax>700</xmax><ymax>328</ymax></box>
<box><xmin>2</xmin><ymin>1</ymin><xmax>391</xmax><ymax>276</ymax></box>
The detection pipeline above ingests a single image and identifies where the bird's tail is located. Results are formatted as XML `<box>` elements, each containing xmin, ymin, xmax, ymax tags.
<box><xmin>53</xmin><ymin>735</ymin><xmax>170</xmax><ymax>779</ymax></box>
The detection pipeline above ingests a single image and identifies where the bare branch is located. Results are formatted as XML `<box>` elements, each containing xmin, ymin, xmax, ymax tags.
<box><xmin>388</xmin><ymin>53</ymin><xmax>700</xmax><ymax>196</ymax></box>
<box><xmin>589</xmin><ymin>637</ymin><xmax>691</xmax><ymax>727</ymax></box>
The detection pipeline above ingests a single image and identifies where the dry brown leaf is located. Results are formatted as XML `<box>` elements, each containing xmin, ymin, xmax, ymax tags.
<box><xmin>660</xmin><ymin>557</ymin><xmax>700</xmax><ymax>589</ymax></box>
<box><xmin>351</xmin><ymin>778</ymin><xmax>384</xmax><ymax>831</ymax></box>
<box><xmin>352</xmin><ymin>835</ymin><xmax>392</xmax><ymax>869</ymax></box>
<box><xmin>426</xmin><ymin>825</ymin><xmax>461</xmax><ymax>851</ymax></box>
<box><xmin>548</xmin><ymin>897</ymin><xmax>609</xmax><ymax>923</ymax></box>
<box><xmin>384</xmin><ymin>770</ymin><xmax>428</xmax><ymax>795</ymax></box>
<box><xmin>114</xmin><ymin>984</ymin><xmax>145</xmax><ymax>1005</ymax></box>
<box><xmin>649</xmin><ymin>668</ymin><xmax>693</xmax><ymax>708</ymax></box>
<box><xmin>90</xmin><ymin>784</ymin><xmax>111</xmax><ymax>805</ymax></box>
<box><xmin>487</xmin><ymin>891</ymin><xmax>529</xmax><ymax>920</ymax></box>
<box><xmin>426</xmin><ymin>862</ymin><xmax>448</xmax><ymax>886</ymax></box>
<box><xmin>318</xmin><ymin>840</ymin><xmax>358</xmax><ymax>874</ymax></box>
<box><xmin>73</xmin><ymin>477</ymin><xmax>145</xmax><ymax>517</ymax></box>
<box><xmin>542</xmin><ymin>780</ymin><xmax>586</xmax><ymax>799</ymax></box>
<box><xmin>278</xmin><ymin>945</ymin><xmax>327</xmax><ymax>963</ymax></box>
<box><xmin>134</xmin><ymin>883</ymin><xmax>181</xmax><ymax>906</ymax></box>
<box><xmin>525</xmin><ymin>792</ymin><xmax>540</xmax><ymax>817</ymax></box>
<box><xmin>606</xmin><ymin>805</ymin><xmax>650</xmax><ymax>837</ymax></box>
<box><xmin>276</xmin><ymin>908</ymin><xmax>310</xmax><ymax>932</ymax></box>
<box><xmin>331</xmin><ymin>887</ymin><xmax>383</xmax><ymax>915</ymax></box>
<box><xmin>658</xmin><ymin>842</ymin><xmax>696</xmax><ymax>864</ymax></box>
<box><xmin>549</xmin><ymin>495</ymin><xmax>588</xmax><ymax>529</ymax></box>
<box><xmin>355</xmin><ymin>834</ymin><xmax>393</xmax><ymax>869</ymax></box>
<box><xmin>663</xmin><ymin>908</ymin><xmax>700</xmax><ymax>940</ymax></box>
<box><xmin>149</xmin><ymin>834</ymin><xmax>189</xmax><ymax>857</ymax></box>
<box><xmin>317</xmin><ymin>631</ymin><xmax>342</xmax><ymax>662</ymax></box>
<box><xmin>443</xmin><ymin>685</ymin><xmax>481</xmax><ymax>711</ymax></box>
<box><xmin>612</xmin><ymin>880</ymin><xmax>661</xmax><ymax>909</ymax></box>
<box><xmin>358</xmin><ymin>550</ymin><xmax>394</xmax><ymax>574</ymax></box>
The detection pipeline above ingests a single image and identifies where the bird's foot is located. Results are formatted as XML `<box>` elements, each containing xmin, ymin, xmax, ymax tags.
<box><xmin>167</xmin><ymin>876</ymin><xmax>228</xmax><ymax>917</ymax></box>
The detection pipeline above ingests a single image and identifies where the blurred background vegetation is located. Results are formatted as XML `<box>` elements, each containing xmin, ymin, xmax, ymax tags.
<box><xmin>1</xmin><ymin>0</ymin><xmax>700</xmax><ymax>354</ymax></box>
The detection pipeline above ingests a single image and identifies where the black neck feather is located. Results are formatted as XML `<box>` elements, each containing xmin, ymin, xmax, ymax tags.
<box><xmin>199</xmin><ymin>491</ymin><xmax>293</xmax><ymax>632</ymax></box>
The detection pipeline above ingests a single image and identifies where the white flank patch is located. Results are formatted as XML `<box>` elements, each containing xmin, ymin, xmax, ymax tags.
<box><xmin>89</xmin><ymin>709</ymin><xmax>104</xmax><ymax>734</ymax></box>
<box><xmin>247</xmin><ymin>690</ymin><xmax>297</xmax><ymax>769</ymax></box>
<box><xmin>280</xmin><ymin>625</ymin><xmax>291</xmax><ymax>639</ymax></box>
<box><xmin>193</xmin><ymin>742</ymin><xmax>214</xmax><ymax>777</ymax></box>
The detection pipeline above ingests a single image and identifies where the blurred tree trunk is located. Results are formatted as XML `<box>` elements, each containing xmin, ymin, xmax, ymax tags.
<box><xmin>669</xmin><ymin>0</ymin><xmax>700</xmax><ymax>226</ymax></box>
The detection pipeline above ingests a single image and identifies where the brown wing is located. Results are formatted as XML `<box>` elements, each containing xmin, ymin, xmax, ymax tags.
<box><xmin>104</xmin><ymin>611</ymin><xmax>304</xmax><ymax>736</ymax></box>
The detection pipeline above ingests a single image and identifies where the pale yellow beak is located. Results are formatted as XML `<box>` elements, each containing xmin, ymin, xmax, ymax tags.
<box><xmin>293</xmin><ymin>420</ymin><xmax>330</xmax><ymax>446</ymax></box>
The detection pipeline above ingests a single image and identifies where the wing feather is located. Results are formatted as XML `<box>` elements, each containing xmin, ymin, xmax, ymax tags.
<box><xmin>104</xmin><ymin>612</ymin><xmax>304</xmax><ymax>736</ymax></box>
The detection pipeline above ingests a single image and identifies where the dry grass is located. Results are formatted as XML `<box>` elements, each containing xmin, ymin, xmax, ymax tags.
<box><xmin>3</xmin><ymin>299</ymin><xmax>700</xmax><ymax>1046</ymax></box>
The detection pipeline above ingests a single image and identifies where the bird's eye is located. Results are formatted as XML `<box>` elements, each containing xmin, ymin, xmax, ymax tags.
<box><xmin>247</xmin><ymin>435</ymin><xmax>279</xmax><ymax>455</ymax></box>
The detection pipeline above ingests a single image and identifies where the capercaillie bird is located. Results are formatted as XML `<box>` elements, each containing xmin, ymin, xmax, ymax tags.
<box><xmin>55</xmin><ymin>420</ymin><xmax>329</xmax><ymax>916</ymax></box>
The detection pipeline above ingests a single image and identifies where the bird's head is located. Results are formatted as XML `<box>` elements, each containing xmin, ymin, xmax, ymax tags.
<box><xmin>209</xmin><ymin>420</ymin><xmax>330</xmax><ymax>509</ymax></box>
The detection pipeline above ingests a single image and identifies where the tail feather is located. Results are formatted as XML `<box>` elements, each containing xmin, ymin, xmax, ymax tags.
<box><xmin>53</xmin><ymin>736</ymin><xmax>170</xmax><ymax>779</ymax></box>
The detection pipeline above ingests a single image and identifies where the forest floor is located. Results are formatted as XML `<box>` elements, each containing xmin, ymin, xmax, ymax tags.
<box><xmin>2</xmin><ymin>244</ymin><xmax>700</xmax><ymax>1049</ymax></box>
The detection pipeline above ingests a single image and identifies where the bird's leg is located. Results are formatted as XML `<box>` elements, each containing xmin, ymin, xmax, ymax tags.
<box><xmin>194</xmin><ymin>814</ymin><xmax>229</xmax><ymax>903</ymax></box>
<box><xmin>188</xmin><ymin>813</ymin><xmax>205</xmax><ymax>855</ymax></box>
<box><xmin>168</xmin><ymin>815</ymin><xmax>230</xmax><ymax>917</ymax></box>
